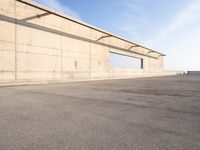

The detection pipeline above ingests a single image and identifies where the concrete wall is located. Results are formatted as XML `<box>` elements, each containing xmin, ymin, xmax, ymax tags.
<box><xmin>0</xmin><ymin>0</ymin><xmax>166</xmax><ymax>84</ymax></box>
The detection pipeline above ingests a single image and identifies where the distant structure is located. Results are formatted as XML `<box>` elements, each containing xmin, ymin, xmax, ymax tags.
<box><xmin>187</xmin><ymin>71</ymin><xmax>200</xmax><ymax>75</ymax></box>
<box><xmin>0</xmin><ymin>0</ymin><xmax>182</xmax><ymax>85</ymax></box>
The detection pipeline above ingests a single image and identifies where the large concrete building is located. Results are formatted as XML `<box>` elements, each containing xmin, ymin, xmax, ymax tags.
<box><xmin>0</xmin><ymin>0</ymin><xmax>179</xmax><ymax>85</ymax></box>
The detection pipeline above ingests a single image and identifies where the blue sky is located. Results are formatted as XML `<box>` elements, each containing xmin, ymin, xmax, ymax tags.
<box><xmin>33</xmin><ymin>0</ymin><xmax>200</xmax><ymax>71</ymax></box>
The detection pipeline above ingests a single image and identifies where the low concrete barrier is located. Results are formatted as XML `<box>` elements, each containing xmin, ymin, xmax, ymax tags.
<box><xmin>187</xmin><ymin>71</ymin><xmax>200</xmax><ymax>75</ymax></box>
<box><xmin>162</xmin><ymin>71</ymin><xmax>185</xmax><ymax>76</ymax></box>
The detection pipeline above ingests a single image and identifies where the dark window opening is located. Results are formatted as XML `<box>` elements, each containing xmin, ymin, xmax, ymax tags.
<box><xmin>141</xmin><ymin>59</ymin><xmax>144</xmax><ymax>69</ymax></box>
<box><xmin>74</xmin><ymin>60</ymin><xmax>78</xmax><ymax>69</ymax></box>
<box><xmin>98</xmin><ymin>61</ymin><xmax>101</xmax><ymax>66</ymax></box>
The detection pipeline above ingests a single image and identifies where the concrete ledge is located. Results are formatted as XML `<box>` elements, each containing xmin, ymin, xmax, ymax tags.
<box><xmin>0</xmin><ymin>73</ymin><xmax>184</xmax><ymax>87</ymax></box>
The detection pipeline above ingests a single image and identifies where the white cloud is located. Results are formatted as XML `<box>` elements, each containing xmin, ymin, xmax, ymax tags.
<box><xmin>146</xmin><ymin>0</ymin><xmax>200</xmax><ymax>71</ymax></box>
<box><xmin>146</xmin><ymin>0</ymin><xmax>200</xmax><ymax>47</ymax></box>
<box><xmin>112</xmin><ymin>1</ymin><xmax>148</xmax><ymax>43</ymax></box>
<box><xmin>33</xmin><ymin>0</ymin><xmax>81</xmax><ymax>20</ymax></box>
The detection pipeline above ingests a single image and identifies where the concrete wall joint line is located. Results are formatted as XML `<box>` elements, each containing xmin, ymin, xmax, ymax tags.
<box><xmin>14</xmin><ymin>0</ymin><xmax>17</xmax><ymax>80</ymax></box>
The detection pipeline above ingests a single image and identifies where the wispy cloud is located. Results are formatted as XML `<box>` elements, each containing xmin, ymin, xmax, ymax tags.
<box><xmin>112</xmin><ymin>1</ymin><xmax>148</xmax><ymax>42</ymax></box>
<box><xmin>33</xmin><ymin>0</ymin><xmax>81</xmax><ymax>20</ymax></box>
<box><xmin>145</xmin><ymin>0</ymin><xmax>200</xmax><ymax>47</ymax></box>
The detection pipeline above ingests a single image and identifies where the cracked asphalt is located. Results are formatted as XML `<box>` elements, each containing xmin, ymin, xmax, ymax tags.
<box><xmin>0</xmin><ymin>75</ymin><xmax>200</xmax><ymax>150</ymax></box>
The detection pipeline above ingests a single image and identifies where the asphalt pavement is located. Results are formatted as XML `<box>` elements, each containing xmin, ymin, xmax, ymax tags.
<box><xmin>0</xmin><ymin>75</ymin><xmax>200</xmax><ymax>150</ymax></box>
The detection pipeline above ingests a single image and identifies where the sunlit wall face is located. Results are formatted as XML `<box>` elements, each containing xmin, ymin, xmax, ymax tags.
<box><xmin>109</xmin><ymin>52</ymin><xmax>141</xmax><ymax>69</ymax></box>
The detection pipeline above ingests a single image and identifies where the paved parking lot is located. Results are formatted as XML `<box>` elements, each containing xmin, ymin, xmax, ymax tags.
<box><xmin>0</xmin><ymin>75</ymin><xmax>200</xmax><ymax>150</ymax></box>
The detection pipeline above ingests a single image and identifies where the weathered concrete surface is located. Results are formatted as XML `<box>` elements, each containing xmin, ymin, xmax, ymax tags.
<box><xmin>0</xmin><ymin>75</ymin><xmax>200</xmax><ymax>150</ymax></box>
